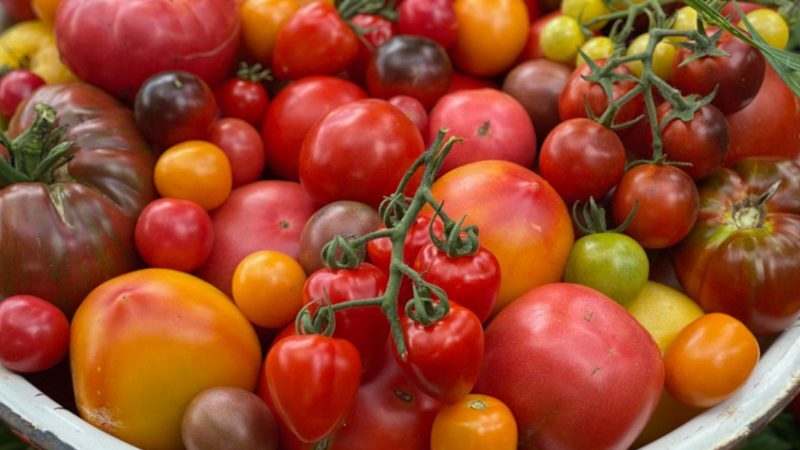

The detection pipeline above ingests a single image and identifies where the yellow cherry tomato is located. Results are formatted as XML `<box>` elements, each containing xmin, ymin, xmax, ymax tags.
<box><xmin>450</xmin><ymin>0</ymin><xmax>530</xmax><ymax>77</ymax></box>
<box><xmin>154</xmin><ymin>140</ymin><xmax>232</xmax><ymax>211</ymax></box>
<box><xmin>739</xmin><ymin>8</ymin><xmax>789</xmax><ymax>49</ymax></box>
<box><xmin>431</xmin><ymin>394</ymin><xmax>517</xmax><ymax>450</ymax></box>
<box><xmin>664</xmin><ymin>313</ymin><xmax>760</xmax><ymax>408</ymax></box>
<box><xmin>561</xmin><ymin>0</ymin><xmax>610</xmax><ymax>30</ymax></box>
<box><xmin>626</xmin><ymin>281</ymin><xmax>705</xmax><ymax>353</ymax></box>
<box><xmin>32</xmin><ymin>0</ymin><xmax>60</xmax><ymax>25</ymax></box>
<box><xmin>626</xmin><ymin>32</ymin><xmax>677</xmax><ymax>80</ymax></box>
<box><xmin>240</xmin><ymin>0</ymin><xmax>300</xmax><ymax>66</ymax></box>
<box><xmin>540</xmin><ymin>15</ymin><xmax>586</xmax><ymax>65</ymax></box>
<box><xmin>71</xmin><ymin>269</ymin><xmax>262</xmax><ymax>450</ymax></box>
<box><xmin>576</xmin><ymin>36</ymin><xmax>615</xmax><ymax>67</ymax></box>
<box><xmin>0</xmin><ymin>20</ymin><xmax>77</xmax><ymax>84</ymax></box>
<box><xmin>672</xmin><ymin>6</ymin><xmax>699</xmax><ymax>35</ymax></box>
<box><xmin>232</xmin><ymin>250</ymin><xmax>307</xmax><ymax>329</ymax></box>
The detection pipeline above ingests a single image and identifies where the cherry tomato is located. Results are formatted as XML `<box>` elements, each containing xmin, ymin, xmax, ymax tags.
<box><xmin>263</xmin><ymin>334</ymin><xmax>362</xmax><ymax>443</ymax></box>
<box><xmin>153</xmin><ymin>140</ymin><xmax>232</xmax><ymax>211</ymax></box>
<box><xmin>576</xmin><ymin>36</ymin><xmax>615</xmax><ymax>67</ymax></box>
<box><xmin>134</xmin><ymin>198</ymin><xmax>214</xmax><ymax>272</ymax></box>
<box><xmin>207</xmin><ymin>118</ymin><xmax>266</xmax><ymax>187</ymax></box>
<box><xmin>388</xmin><ymin>95</ymin><xmax>429</xmax><ymax>136</ymax></box>
<box><xmin>367</xmin><ymin>213</ymin><xmax>445</xmax><ymax>280</ymax></box>
<box><xmin>664</xmin><ymin>313</ymin><xmax>760</xmax><ymax>408</ymax></box>
<box><xmin>430</xmin><ymin>394</ymin><xmax>517</xmax><ymax>450</ymax></box>
<box><xmin>346</xmin><ymin>13</ymin><xmax>396</xmax><ymax>86</ymax></box>
<box><xmin>502</xmin><ymin>59</ymin><xmax>571</xmax><ymax>144</ymax></box>
<box><xmin>0</xmin><ymin>69</ymin><xmax>46</xmax><ymax>120</ymax></box>
<box><xmin>626</xmin><ymin>33</ymin><xmax>677</xmax><ymax>80</ymax></box>
<box><xmin>738</xmin><ymin>8</ymin><xmax>789</xmax><ymax>49</ymax></box>
<box><xmin>539</xmin><ymin>15</ymin><xmax>585</xmax><ymax>65</ymax></box>
<box><xmin>0</xmin><ymin>295</ymin><xmax>69</xmax><ymax>373</ymax></box>
<box><xmin>213</xmin><ymin>71</ymin><xmax>270</xmax><ymax>127</ymax></box>
<box><xmin>625</xmin><ymin>281</ymin><xmax>704</xmax><ymax>353</ymax></box>
<box><xmin>561</xmin><ymin>0</ymin><xmax>609</xmax><ymax>30</ymax></box>
<box><xmin>657</xmin><ymin>103</ymin><xmax>730</xmax><ymax>181</ymax></box>
<box><xmin>517</xmin><ymin>11</ymin><xmax>562</xmax><ymax>62</ymax></box>
<box><xmin>240</xmin><ymin>0</ymin><xmax>300</xmax><ymax>66</ymax></box>
<box><xmin>397</xmin><ymin>0</ymin><xmax>458</xmax><ymax>49</ymax></box>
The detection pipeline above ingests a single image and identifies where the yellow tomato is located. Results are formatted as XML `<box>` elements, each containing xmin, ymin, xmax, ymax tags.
<box><xmin>626</xmin><ymin>33</ymin><xmax>677</xmax><ymax>80</ymax></box>
<box><xmin>450</xmin><ymin>0</ymin><xmax>529</xmax><ymax>77</ymax></box>
<box><xmin>576</xmin><ymin>36</ymin><xmax>615</xmax><ymax>67</ymax></box>
<box><xmin>672</xmin><ymin>6</ymin><xmax>699</xmax><ymax>35</ymax></box>
<box><xmin>626</xmin><ymin>281</ymin><xmax>704</xmax><ymax>353</ymax></box>
<box><xmin>561</xmin><ymin>0</ymin><xmax>610</xmax><ymax>30</ymax></box>
<box><xmin>240</xmin><ymin>0</ymin><xmax>300</xmax><ymax>66</ymax></box>
<box><xmin>71</xmin><ymin>269</ymin><xmax>262</xmax><ymax>450</ymax></box>
<box><xmin>739</xmin><ymin>8</ymin><xmax>789</xmax><ymax>49</ymax></box>
<box><xmin>154</xmin><ymin>140</ymin><xmax>232</xmax><ymax>211</ymax></box>
<box><xmin>0</xmin><ymin>20</ymin><xmax>76</xmax><ymax>84</ymax></box>
<box><xmin>539</xmin><ymin>15</ymin><xmax>586</xmax><ymax>65</ymax></box>
<box><xmin>431</xmin><ymin>394</ymin><xmax>517</xmax><ymax>450</ymax></box>
<box><xmin>32</xmin><ymin>0</ymin><xmax>60</xmax><ymax>25</ymax></box>
<box><xmin>232</xmin><ymin>250</ymin><xmax>307</xmax><ymax>328</ymax></box>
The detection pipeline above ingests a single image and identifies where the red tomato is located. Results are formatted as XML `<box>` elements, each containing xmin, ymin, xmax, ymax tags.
<box><xmin>612</xmin><ymin>164</ymin><xmax>700</xmax><ymax>249</ymax></box>
<box><xmin>474</xmin><ymin>283</ymin><xmax>664</xmax><ymax>450</ymax></box>
<box><xmin>303</xmin><ymin>263</ymin><xmax>390</xmax><ymax>374</ymax></box>
<box><xmin>412</xmin><ymin>243</ymin><xmax>500</xmax><ymax>323</ymax></box>
<box><xmin>55</xmin><ymin>0</ymin><xmax>240</xmax><ymax>100</ymax></box>
<box><xmin>447</xmin><ymin>72</ymin><xmax>498</xmax><ymax>93</ymax></box>
<box><xmin>388</xmin><ymin>95</ymin><xmax>429</xmax><ymax>136</ymax></box>
<box><xmin>396</xmin><ymin>0</ymin><xmax>458</xmax><ymax>49</ymax></box>
<box><xmin>261</xmin><ymin>76</ymin><xmax>367</xmax><ymax>181</ymax></box>
<box><xmin>394</xmin><ymin>303</ymin><xmax>484</xmax><ymax>404</ymax></box>
<box><xmin>195</xmin><ymin>181</ymin><xmax>320</xmax><ymax>297</ymax></box>
<box><xmin>264</xmin><ymin>334</ymin><xmax>362</xmax><ymax>443</ymax></box>
<box><xmin>208</xmin><ymin>118</ymin><xmax>266</xmax><ymax>187</ymax></box>
<box><xmin>271</xmin><ymin>2</ymin><xmax>358</xmax><ymax>79</ymax></box>
<box><xmin>299</xmin><ymin>99</ymin><xmax>425</xmax><ymax>208</ymax></box>
<box><xmin>0</xmin><ymin>295</ymin><xmax>69</xmax><ymax>373</ymax></box>
<box><xmin>0</xmin><ymin>69</ymin><xmax>45</xmax><ymax>120</ymax></box>
<box><xmin>427</xmin><ymin>88</ymin><xmax>537</xmax><ymax>174</ymax></box>
<box><xmin>213</xmin><ymin>75</ymin><xmax>270</xmax><ymax>127</ymax></box>
<box><xmin>346</xmin><ymin>13</ymin><xmax>396</xmax><ymax>86</ymax></box>
<box><xmin>134</xmin><ymin>198</ymin><xmax>214</xmax><ymax>272</ymax></box>
<box><xmin>538</xmin><ymin>118</ymin><xmax>626</xmax><ymax>204</ymax></box>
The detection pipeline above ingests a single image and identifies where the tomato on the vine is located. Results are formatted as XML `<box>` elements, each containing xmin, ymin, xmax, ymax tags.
<box><xmin>213</xmin><ymin>67</ymin><xmax>270</xmax><ymax>127</ymax></box>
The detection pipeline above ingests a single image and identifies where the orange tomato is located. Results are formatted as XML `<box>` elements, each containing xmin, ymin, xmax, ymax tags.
<box><xmin>154</xmin><ymin>140</ymin><xmax>232</xmax><ymax>211</ymax></box>
<box><xmin>449</xmin><ymin>0</ymin><xmax>530</xmax><ymax>77</ymax></box>
<box><xmin>31</xmin><ymin>0</ymin><xmax>59</xmax><ymax>24</ymax></box>
<box><xmin>664</xmin><ymin>313</ymin><xmax>760</xmax><ymax>408</ymax></box>
<box><xmin>232</xmin><ymin>250</ymin><xmax>307</xmax><ymax>328</ymax></box>
<box><xmin>240</xmin><ymin>0</ymin><xmax>300</xmax><ymax>66</ymax></box>
<box><xmin>431</xmin><ymin>394</ymin><xmax>517</xmax><ymax>450</ymax></box>
<box><xmin>71</xmin><ymin>269</ymin><xmax>262</xmax><ymax>450</ymax></box>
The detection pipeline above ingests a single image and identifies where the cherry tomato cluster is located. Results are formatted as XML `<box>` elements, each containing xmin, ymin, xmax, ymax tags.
<box><xmin>0</xmin><ymin>0</ymin><xmax>798</xmax><ymax>449</ymax></box>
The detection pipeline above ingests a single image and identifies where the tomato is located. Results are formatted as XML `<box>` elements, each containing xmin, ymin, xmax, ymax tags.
<box><xmin>388</xmin><ymin>95</ymin><xmax>429</xmax><ymax>136</ymax></box>
<box><xmin>626</xmin><ymin>33</ymin><xmax>677</xmax><ymax>79</ymax></box>
<box><xmin>539</xmin><ymin>15</ymin><xmax>585</xmax><ymax>65</ymax></box>
<box><xmin>738</xmin><ymin>8</ymin><xmax>789</xmax><ymax>49</ymax></box>
<box><xmin>394</xmin><ymin>303</ymin><xmax>484</xmax><ymax>404</ymax></box>
<box><xmin>1</xmin><ymin>83</ymin><xmax>156</xmax><ymax>316</ymax></box>
<box><xmin>366</xmin><ymin>35</ymin><xmax>453</xmax><ymax>110</ymax></box>
<box><xmin>397</xmin><ymin>0</ymin><xmax>458</xmax><ymax>49</ymax></box>
<box><xmin>538</xmin><ymin>118</ymin><xmax>626</xmax><ymax>204</ymax></box>
<box><xmin>303</xmin><ymin>263</ymin><xmax>390</xmax><ymax>374</ymax></box>
<box><xmin>611</xmin><ymin>163</ymin><xmax>699</xmax><ymax>249</ymax></box>
<box><xmin>664</xmin><ymin>313</ymin><xmax>760</xmax><ymax>408</ymax></box>
<box><xmin>0</xmin><ymin>20</ymin><xmax>76</xmax><ymax>84</ymax></box>
<box><xmin>71</xmin><ymin>269</ymin><xmax>262</xmax><ymax>450</ymax></box>
<box><xmin>502</xmin><ymin>59</ymin><xmax>571</xmax><ymax>144</ymax></box>
<box><xmin>346</xmin><ymin>13</ymin><xmax>396</xmax><ymax>86</ymax></box>
<box><xmin>430</xmin><ymin>160</ymin><xmax>574</xmax><ymax>313</ymax></box>
<box><xmin>474</xmin><ymin>283</ymin><xmax>664</xmax><ymax>450</ymax></box>
<box><xmin>55</xmin><ymin>0</ymin><xmax>240</xmax><ymax>100</ymax></box>
<box><xmin>561</xmin><ymin>0</ymin><xmax>609</xmax><ymax>29</ymax></box>
<box><xmin>725</xmin><ymin>65</ymin><xmax>800</xmax><ymax>164</ymax></box>
<box><xmin>0</xmin><ymin>0</ymin><xmax>35</xmax><ymax>21</ymax></box>
<box><xmin>240</xmin><ymin>0</ymin><xmax>300</xmax><ymax>67</ymax></box>
<box><xmin>367</xmin><ymin>213</ymin><xmax>445</xmax><ymax>281</ymax></box>
<box><xmin>673</xmin><ymin>157</ymin><xmax>800</xmax><ymax>335</ymax></box>
<box><xmin>261</xmin><ymin>76</ymin><xmax>367</xmax><ymax>181</ymax></box>
<box><xmin>207</xmin><ymin>118</ymin><xmax>266</xmax><ymax>188</ymax></box>
<box><xmin>134</xmin><ymin>198</ymin><xmax>214</xmax><ymax>272</ymax></box>
<box><xmin>154</xmin><ymin>140</ymin><xmax>233</xmax><ymax>211</ymax></box>
<box><xmin>517</xmin><ymin>11</ymin><xmax>561</xmax><ymax>62</ymax></box>
<box><xmin>576</xmin><ymin>36</ymin><xmax>615</xmax><ymax>67</ymax></box>
<box><xmin>298</xmin><ymin>200</ymin><xmax>382</xmax><ymax>274</ymax></box>
<box><xmin>0</xmin><ymin>69</ymin><xmax>45</xmax><ymax>120</ymax></box>
<box><xmin>271</xmin><ymin>2</ymin><xmax>358</xmax><ymax>80</ymax></box>
<box><xmin>299</xmin><ymin>99</ymin><xmax>425</xmax><ymax>208</ymax></box>
<box><xmin>413</xmin><ymin>243</ymin><xmax>500</xmax><ymax>323</ymax></box>
<box><xmin>213</xmin><ymin>72</ymin><xmax>270</xmax><ymax>128</ymax></box>
<box><xmin>447</xmin><ymin>71</ymin><xmax>499</xmax><ymax>93</ymax></box>
<box><xmin>31</xmin><ymin>0</ymin><xmax>59</xmax><ymax>24</ymax></box>
<box><xmin>449</xmin><ymin>0</ymin><xmax>529</xmax><ymax>77</ymax></box>
<box><xmin>426</xmin><ymin>88</ymin><xmax>537</xmax><ymax>174</ymax></box>
<box><xmin>625</xmin><ymin>281</ymin><xmax>705</xmax><ymax>353</ymax></box>
<box><xmin>196</xmin><ymin>180</ymin><xmax>320</xmax><ymax>297</ymax></box>
<box><xmin>0</xmin><ymin>295</ymin><xmax>69</xmax><ymax>373</ymax></box>
<box><xmin>671</xmin><ymin>32</ymin><xmax>765</xmax><ymax>114</ymax></box>
<box><xmin>430</xmin><ymin>394</ymin><xmax>517</xmax><ymax>450</ymax></box>
<box><xmin>232</xmin><ymin>250</ymin><xmax>307</xmax><ymax>329</ymax></box>
<box><xmin>264</xmin><ymin>334</ymin><xmax>362</xmax><ymax>443</ymax></box>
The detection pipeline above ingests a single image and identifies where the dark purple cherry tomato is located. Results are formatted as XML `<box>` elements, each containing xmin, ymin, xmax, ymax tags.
<box><xmin>397</xmin><ymin>0</ymin><xmax>458</xmax><ymax>49</ymax></box>
<box><xmin>0</xmin><ymin>69</ymin><xmax>45</xmax><ymax>120</ymax></box>
<box><xmin>656</xmin><ymin>103</ymin><xmax>730</xmax><ymax>180</ymax></box>
<box><xmin>0</xmin><ymin>295</ymin><xmax>70</xmax><ymax>373</ymax></box>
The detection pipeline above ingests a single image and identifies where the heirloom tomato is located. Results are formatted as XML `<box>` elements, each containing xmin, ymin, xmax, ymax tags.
<box><xmin>153</xmin><ymin>141</ymin><xmax>232</xmax><ymax>211</ymax></box>
<box><xmin>673</xmin><ymin>157</ymin><xmax>800</xmax><ymax>335</ymax></box>
<box><xmin>0</xmin><ymin>20</ymin><xmax>76</xmax><ymax>84</ymax></box>
<box><xmin>0</xmin><ymin>83</ymin><xmax>156</xmax><ymax>316</ymax></box>
<box><xmin>502</xmin><ymin>59</ymin><xmax>571</xmax><ymax>143</ymax></box>
<box><xmin>430</xmin><ymin>160</ymin><xmax>574</xmax><ymax>313</ymax></box>
<box><xmin>625</xmin><ymin>281</ymin><xmax>704</xmax><ymax>353</ymax></box>
<box><xmin>71</xmin><ymin>269</ymin><xmax>262</xmax><ymax>450</ymax></box>
<box><xmin>475</xmin><ymin>283</ymin><xmax>664</xmax><ymax>450</ymax></box>
<box><xmin>55</xmin><ymin>0</ymin><xmax>241</xmax><ymax>100</ymax></box>
<box><xmin>240</xmin><ymin>0</ymin><xmax>299</xmax><ymax>66</ymax></box>
<box><xmin>0</xmin><ymin>295</ymin><xmax>69</xmax><ymax>373</ymax></box>
<box><xmin>430</xmin><ymin>394</ymin><xmax>517</xmax><ymax>450</ymax></box>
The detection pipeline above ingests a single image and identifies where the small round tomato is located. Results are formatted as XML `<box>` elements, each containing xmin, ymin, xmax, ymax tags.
<box><xmin>154</xmin><ymin>140</ymin><xmax>232</xmax><ymax>211</ymax></box>
<box><xmin>517</xmin><ymin>11</ymin><xmax>562</xmax><ymax>62</ymax></box>
<box><xmin>576</xmin><ymin>36</ymin><xmax>615</xmax><ymax>67</ymax></box>
<box><xmin>664</xmin><ymin>313</ymin><xmax>760</xmax><ymax>408</ymax></box>
<box><xmin>0</xmin><ymin>295</ymin><xmax>69</xmax><ymax>373</ymax></box>
<box><xmin>207</xmin><ymin>118</ymin><xmax>266</xmax><ymax>188</ymax></box>
<box><xmin>0</xmin><ymin>69</ymin><xmax>46</xmax><ymax>120</ymax></box>
<box><xmin>389</xmin><ymin>95</ymin><xmax>429</xmax><ymax>136</ymax></box>
<box><xmin>430</xmin><ymin>394</ymin><xmax>517</xmax><ymax>450</ymax></box>
<box><xmin>738</xmin><ymin>8</ymin><xmax>789</xmax><ymax>49</ymax></box>
<box><xmin>656</xmin><ymin>103</ymin><xmax>730</xmax><ymax>181</ymax></box>
<box><xmin>397</xmin><ymin>0</ymin><xmax>458</xmax><ymax>49</ymax></box>
<box><xmin>232</xmin><ymin>250</ymin><xmax>307</xmax><ymax>329</ymax></box>
<box><xmin>539</xmin><ymin>15</ymin><xmax>585</xmax><ymax>65</ymax></box>
<box><xmin>240</xmin><ymin>0</ymin><xmax>300</xmax><ymax>66</ymax></box>
<box><xmin>346</xmin><ymin>13</ymin><xmax>396</xmax><ymax>86</ymax></box>
<box><xmin>561</xmin><ymin>0</ymin><xmax>609</xmax><ymax>30</ymax></box>
<box><xmin>625</xmin><ymin>281</ymin><xmax>705</xmax><ymax>353</ymax></box>
<box><xmin>213</xmin><ymin>71</ymin><xmax>270</xmax><ymax>127</ymax></box>
<box><xmin>626</xmin><ymin>33</ymin><xmax>677</xmax><ymax>80</ymax></box>
<box><xmin>134</xmin><ymin>198</ymin><xmax>214</xmax><ymax>272</ymax></box>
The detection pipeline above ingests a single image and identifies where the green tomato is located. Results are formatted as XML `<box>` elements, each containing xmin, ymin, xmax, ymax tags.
<box><xmin>563</xmin><ymin>232</ymin><xmax>649</xmax><ymax>306</ymax></box>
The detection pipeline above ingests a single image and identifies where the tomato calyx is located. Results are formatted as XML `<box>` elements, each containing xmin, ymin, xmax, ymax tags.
<box><xmin>337</xmin><ymin>0</ymin><xmax>397</xmax><ymax>22</ymax></box>
<box><xmin>0</xmin><ymin>103</ymin><xmax>73</xmax><ymax>187</ymax></box>
<box><xmin>234</xmin><ymin>61</ymin><xmax>272</xmax><ymax>83</ymax></box>
<box><xmin>730</xmin><ymin>180</ymin><xmax>781</xmax><ymax>230</ymax></box>
<box><xmin>573</xmin><ymin>196</ymin><xmax>637</xmax><ymax>235</ymax></box>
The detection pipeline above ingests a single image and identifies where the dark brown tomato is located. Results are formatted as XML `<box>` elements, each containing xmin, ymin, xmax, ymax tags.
<box><xmin>657</xmin><ymin>103</ymin><xmax>730</xmax><ymax>181</ymax></box>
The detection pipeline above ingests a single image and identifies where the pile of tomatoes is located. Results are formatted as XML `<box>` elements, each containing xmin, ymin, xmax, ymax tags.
<box><xmin>0</xmin><ymin>0</ymin><xmax>799</xmax><ymax>449</ymax></box>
